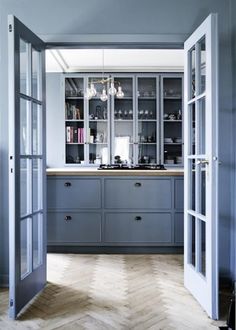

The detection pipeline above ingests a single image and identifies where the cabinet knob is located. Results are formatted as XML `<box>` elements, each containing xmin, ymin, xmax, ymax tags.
<box><xmin>134</xmin><ymin>182</ymin><xmax>142</xmax><ymax>187</ymax></box>
<box><xmin>135</xmin><ymin>216</ymin><xmax>142</xmax><ymax>221</ymax></box>
<box><xmin>64</xmin><ymin>215</ymin><xmax>72</xmax><ymax>221</ymax></box>
<box><xmin>64</xmin><ymin>182</ymin><xmax>71</xmax><ymax>187</ymax></box>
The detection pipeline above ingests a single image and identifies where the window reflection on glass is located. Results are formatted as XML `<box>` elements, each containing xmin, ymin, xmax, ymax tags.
<box><xmin>20</xmin><ymin>158</ymin><xmax>30</xmax><ymax>217</ymax></box>
<box><xmin>20</xmin><ymin>39</ymin><xmax>28</xmax><ymax>95</ymax></box>
<box><xmin>190</xmin><ymin>216</ymin><xmax>196</xmax><ymax>267</ymax></box>
<box><xmin>33</xmin><ymin>213</ymin><xmax>42</xmax><ymax>270</ymax></box>
<box><xmin>200</xmin><ymin>37</ymin><xmax>206</xmax><ymax>94</ymax></box>
<box><xmin>198</xmin><ymin>98</ymin><xmax>206</xmax><ymax>155</ymax></box>
<box><xmin>21</xmin><ymin>218</ymin><xmax>30</xmax><ymax>278</ymax></box>
<box><xmin>190</xmin><ymin>47</ymin><xmax>196</xmax><ymax>99</ymax></box>
<box><xmin>33</xmin><ymin>103</ymin><xmax>42</xmax><ymax>155</ymax></box>
<box><xmin>33</xmin><ymin>159</ymin><xmax>42</xmax><ymax>212</ymax></box>
<box><xmin>20</xmin><ymin>98</ymin><xmax>30</xmax><ymax>155</ymax></box>
<box><xmin>32</xmin><ymin>48</ymin><xmax>40</xmax><ymax>100</ymax></box>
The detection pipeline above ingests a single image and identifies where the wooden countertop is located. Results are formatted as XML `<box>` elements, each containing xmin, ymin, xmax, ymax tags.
<box><xmin>46</xmin><ymin>167</ymin><xmax>184</xmax><ymax>176</ymax></box>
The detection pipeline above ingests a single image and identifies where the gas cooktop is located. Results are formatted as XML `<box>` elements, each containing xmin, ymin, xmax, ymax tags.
<box><xmin>98</xmin><ymin>164</ymin><xmax>166</xmax><ymax>170</ymax></box>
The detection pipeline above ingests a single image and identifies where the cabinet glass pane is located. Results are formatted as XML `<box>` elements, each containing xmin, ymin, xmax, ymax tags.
<box><xmin>32</xmin><ymin>48</ymin><xmax>40</xmax><ymax>100</ymax></box>
<box><xmin>33</xmin><ymin>159</ymin><xmax>42</xmax><ymax>212</ymax></box>
<box><xmin>20</xmin><ymin>39</ymin><xmax>28</xmax><ymax>95</ymax></box>
<box><xmin>114</xmin><ymin>122</ymin><xmax>133</xmax><ymax>163</ymax></box>
<box><xmin>33</xmin><ymin>103</ymin><xmax>42</xmax><ymax>155</ymax></box>
<box><xmin>89</xmin><ymin>120</ymin><xmax>108</xmax><ymax>164</ymax></box>
<box><xmin>20</xmin><ymin>98</ymin><xmax>30</xmax><ymax>155</ymax></box>
<box><xmin>21</xmin><ymin>218</ymin><xmax>30</xmax><ymax>278</ymax></box>
<box><xmin>33</xmin><ymin>213</ymin><xmax>42</xmax><ymax>270</ymax></box>
<box><xmin>20</xmin><ymin>158</ymin><xmax>30</xmax><ymax>217</ymax></box>
<box><xmin>138</xmin><ymin>121</ymin><xmax>156</xmax><ymax>163</ymax></box>
<box><xmin>163</xmin><ymin>77</ymin><xmax>183</xmax><ymax>165</ymax></box>
<box><xmin>200</xmin><ymin>37</ymin><xmax>206</xmax><ymax>94</ymax></box>
<box><xmin>65</xmin><ymin>77</ymin><xmax>84</xmax><ymax>97</ymax></box>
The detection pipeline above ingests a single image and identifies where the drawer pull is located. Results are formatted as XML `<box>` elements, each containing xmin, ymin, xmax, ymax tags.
<box><xmin>134</xmin><ymin>182</ymin><xmax>142</xmax><ymax>187</ymax></box>
<box><xmin>135</xmin><ymin>216</ymin><xmax>142</xmax><ymax>221</ymax></box>
<box><xmin>64</xmin><ymin>215</ymin><xmax>72</xmax><ymax>221</ymax></box>
<box><xmin>64</xmin><ymin>182</ymin><xmax>71</xmax><ymax>187</ymax></box>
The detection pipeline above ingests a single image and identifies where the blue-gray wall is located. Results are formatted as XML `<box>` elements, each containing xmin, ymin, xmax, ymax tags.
<box><xmin>0</xmin><ymin>0</ymin><xmax>234</xmax><ymax>285</ymax></box>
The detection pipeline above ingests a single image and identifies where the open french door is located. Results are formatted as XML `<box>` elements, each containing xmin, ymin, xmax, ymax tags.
<box><xmin>8</xmin><ymin>15</ymin><xmax>46</xmax><ymax>319</ymax></box>
<box><xmin>184</xmin><ymin>14</ymin><xmax>219</xmax><ymax>319</ymax></box>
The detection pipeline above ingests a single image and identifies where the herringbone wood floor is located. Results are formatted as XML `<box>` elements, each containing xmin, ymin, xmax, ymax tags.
<box><xmin>0</xmin><ymin>254</ymin><xmax>226</xmax><ymax>329</ymax></box>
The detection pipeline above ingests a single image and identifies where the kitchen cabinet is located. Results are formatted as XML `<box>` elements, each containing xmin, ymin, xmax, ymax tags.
<box><xmin>47</xmin><ymin>174</ymin><xmax>184</xmax><ymax>249</ymax></box>
<box><xmin>63</xmin><ymin>73</ymin><xmax>183</xmax><ymax>166</ymax></box>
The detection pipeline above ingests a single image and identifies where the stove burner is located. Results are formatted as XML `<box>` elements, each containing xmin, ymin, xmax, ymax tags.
<box><xmin>98</xmin><ymin>164</ymin><xmax>166</xmax><ymax>170</ymax></box>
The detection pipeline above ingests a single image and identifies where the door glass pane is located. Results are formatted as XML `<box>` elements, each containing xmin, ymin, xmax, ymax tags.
<box><xmin>198</xmin><ymin>98</ymin><xmax>206</xmax><ymax>155</ymax></box>
<box><xmin>33</xmin><ymin>213</ymin><xmax>42</xmax><ymax>270</ymax></box>
<box><xmin>32</xmin><ymin>48</ymin><xmax>40</xmax><ymax>100</ymax></box>
<box><xmin>33</xmin><ymin>159</ymin><xmax>42</xmax><ymax>212</ymax></box>
<box><xmin>199</xmin><ymin>219</ymin><xmax>206</xmax><ymax>276</ymax></box>
<box><xmin>21</xmin><ymin>218</ymin><xmax>30</xmax><ymax>278</ymax></box>
<box><xmin>190</xmin><ymin>216</ymin><xmax>196</xmax><ymax>267</ymax></box>
<box><xmin>200</xmin><ymin>162</ymin><xmax>206</xmax><ymax>215</ymax></box>
<box><xmin>20</xmin><ymin>39</ymin><xmax>28</xmax><ymax>95</ymax></box>
<box><xmin>190</xmin><ymin>47</ymin><xmax>196</xmax><ymax>99</ymax></box>
<box><xmin>33</xmin><ymin>103</ymin><xmax>42</xmax><ymax>155</ymax></box>
<box><xmin>200</xmin><ymin>37</ymin><xmax>206</xmax><ymax>94</ymax></box>
<box><xmin>20</xmin><ymin>98</ymin><xmax>30</xmax><ymax>155</ymax></box>
<box><xmin>190</xmin><ymin>159</ymin><xmax>196</xmax><ymax>211</ymax></box>
<box><xmin>20</xmin><ymin>158</ymin><xmax>30</xmax><ymax>217</ymax></box>
<box><xmin>189</xmin><ymin>103</ymin><xmax>195</xmax><ymax>155</ymax></box>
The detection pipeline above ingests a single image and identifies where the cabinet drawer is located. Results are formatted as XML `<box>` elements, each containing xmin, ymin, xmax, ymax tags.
<box><xmin>48</xmin><ymin>212</ymin><xmax>101</xmax><ymax>243</ymax></box>
<box><xmin>47</xmin><ymin>178</ymin><xmax>101</xmax><ymax>209</ymax></box>
<box><xmin>174</xmin><ymin>213</ymin><xmax>184</xmax><ymax>244</ymax></box>
<box><xmin>104</xmin><ymin>179</ymin><xmax>171</xmax><ymax>209</ymax></box>
<box><xmin>104</xmin><ymin>213</ymin><xmax>171</xmax><ymax>243</ymax></box>
<box><xmin>174</xmin><ymin>179</ymin><xmax>184</xmax><ymax>210</ymax></box>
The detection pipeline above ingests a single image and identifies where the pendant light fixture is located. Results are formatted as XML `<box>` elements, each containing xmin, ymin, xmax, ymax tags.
<box><xmin>85</xmin><ymin>49</ymin><xmax>124</xmax><ymax>101</ymax></box>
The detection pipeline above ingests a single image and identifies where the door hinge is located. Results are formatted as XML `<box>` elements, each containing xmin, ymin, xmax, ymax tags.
<box><xmin>10</xmin><ymin>299</ymin><xmax>14</xmax><ymax>307</ymax></box>
<box><xmin>9</xmin><ymin>24</ymin><xmax>12</xmax><ymax>32</ymax></box>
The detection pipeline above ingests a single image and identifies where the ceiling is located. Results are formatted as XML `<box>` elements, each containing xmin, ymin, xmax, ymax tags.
<box><xmin>46</xmin><ymin>49</ymin><xmax>184</xmax><ymax>73</ymax></box>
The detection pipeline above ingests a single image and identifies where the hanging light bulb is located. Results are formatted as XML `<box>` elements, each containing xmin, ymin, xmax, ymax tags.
<box><xmin>100</xmin><ymin>87</ymin><xmax>108</xmax><ymax>102</ymax></box>
<box><xmin>108</xmin><ymin>82</ymin><xmax>117</xmax><ymax>96</ymax></box>
<box><xmin>90</xmin><ymin>83</ymin><xmax>97</xmax><ymax>97</ymax></box>
<box><xmin>84</xmin><ymin>87</ymin><xmax>92</xmax><ymax>100</ymax></box>
<box><xmin>116</xmin><ymin>86</ymin><xmax>124</xmax><ymax>99</ymax></box>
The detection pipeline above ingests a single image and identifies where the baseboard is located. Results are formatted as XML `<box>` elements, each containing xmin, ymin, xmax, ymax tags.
<box><xmin>0</xmin><ymin>274</ymin><xmax>9</xmax><ymax>288</ymax></box>
<box><xmin>47</xmin><ymin>245</ymin><xmax>184</xmax><ymax>254</ymax></box>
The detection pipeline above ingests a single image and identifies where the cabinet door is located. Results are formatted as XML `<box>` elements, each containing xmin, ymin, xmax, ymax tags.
<box><xmin>65</xmin><ymin>77</ymin><xmax>86</xmax><ymax>164</ymax></box>
<box><xmin>136</xmin><ymin>76</ymin><xmax>159</xmax><ymax>164</ymax></box>
<box><xmin>111</xmin><ymin>76</ymin><xmax>135</xmax><ymax>164</ymax></box>
<box><xmin>87</xmin><ymin>76</ymin><xmax>110</xmax><ymax>164</ymax></box>
<box><xmin>161</xmin><ymin>75</ymin><xmax>183</xmax><ymax>166</ymax></box>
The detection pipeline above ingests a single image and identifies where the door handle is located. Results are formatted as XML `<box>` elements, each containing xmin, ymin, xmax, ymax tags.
<box><xmin>196</xmin><ymin>159</ymin><xmax>209</xmax><ymax>165</ymax></box>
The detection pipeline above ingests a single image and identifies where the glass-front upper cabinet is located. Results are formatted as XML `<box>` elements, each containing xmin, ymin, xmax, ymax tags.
<box><xmin>136</xmin><ymin>76</ymin><xmax>158</xmax><ymax>164</ymax></box>
<box><xmin>65</xmin><ymin>77</ymin><xmax>85</xmax><ymax>164</ymax></box>
<box><xmin>111</xmin><ymin>76</ymin><xmax>135</xmax><ymax>164</ymax></box>
<box><xmin>161</xmin><ymin>75</ymin><xmax>183</xmax><ymax>166</ymax></box>
<box><xmin>87</xmin><ymin>76</ymin><xmax>110</xmax><ymax>165</ymax></box>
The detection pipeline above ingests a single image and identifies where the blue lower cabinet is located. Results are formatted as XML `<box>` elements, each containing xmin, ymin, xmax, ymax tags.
<box><xmin>104</xmin><ymin>213</ymin><xmax>172</xmax><ymax>243</ymax></box>
<box><xmin>174</xmin><ymin>213</ymin><xmax>184</xmax><ymax>244</ymax></box>
<box><xmin>48</xmin><ymin>212</ymin><xmax>102</xmax><ymax>243</ymax></box>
